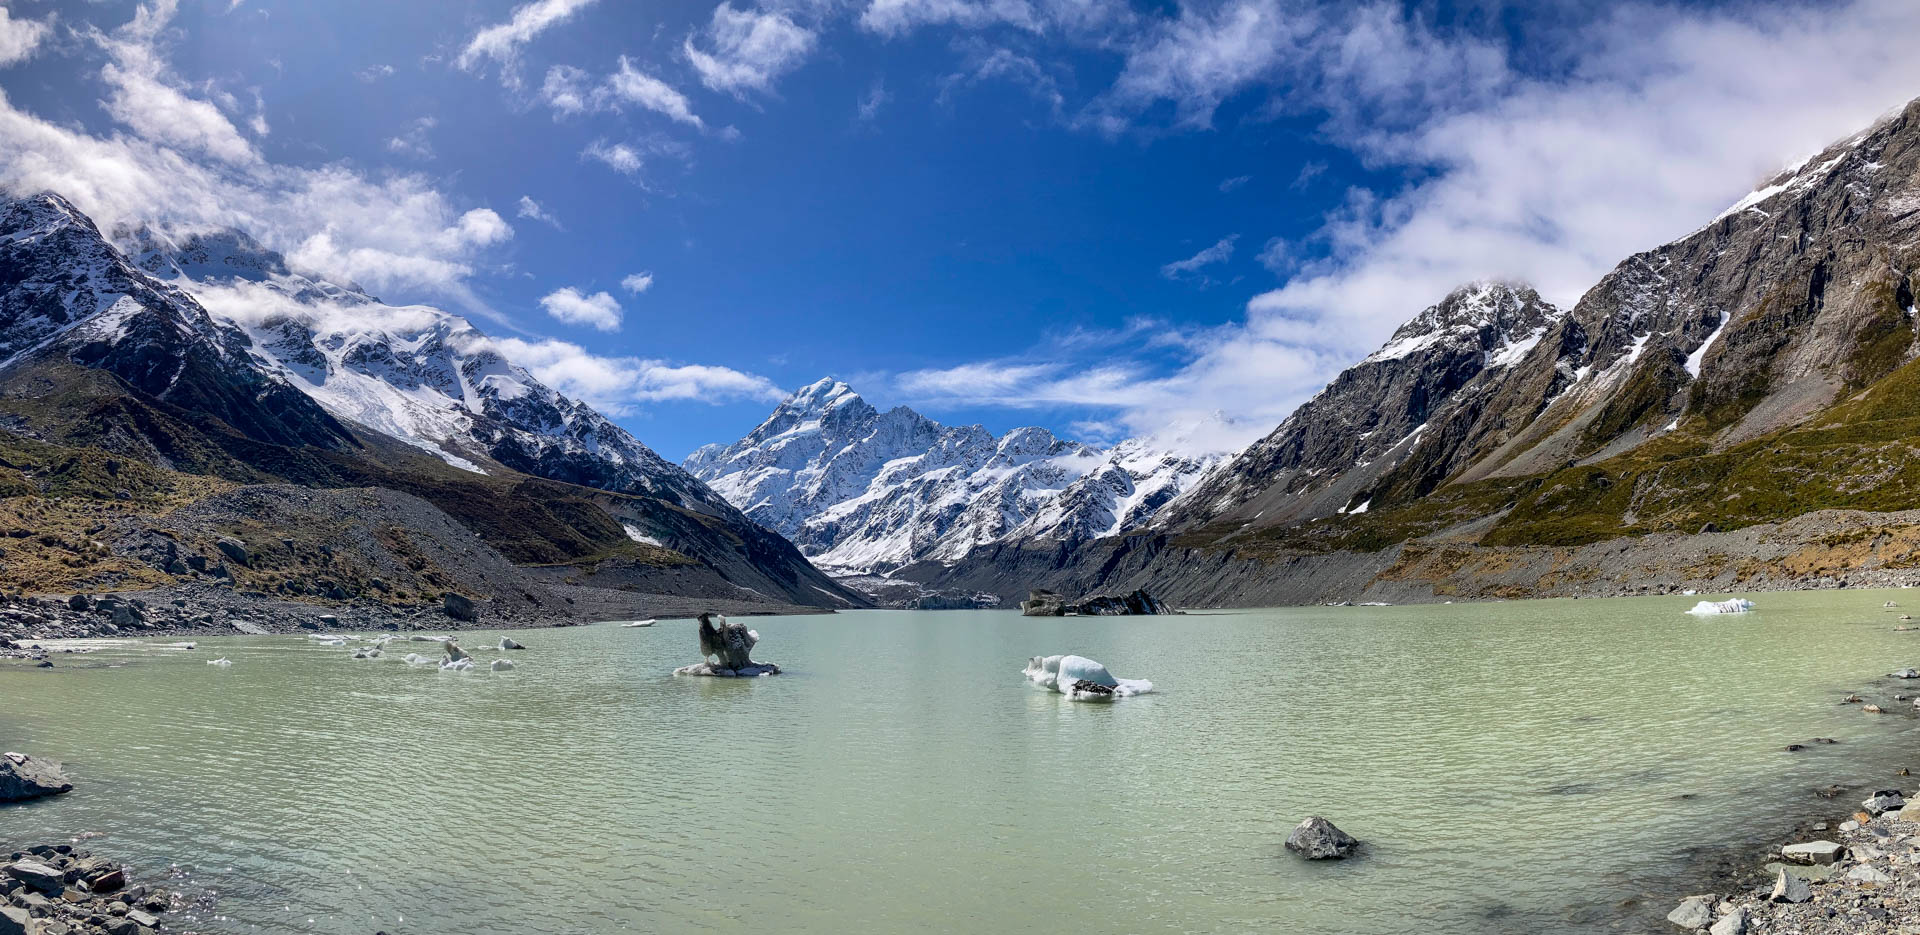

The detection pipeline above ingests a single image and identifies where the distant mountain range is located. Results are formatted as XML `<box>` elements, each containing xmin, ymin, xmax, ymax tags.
<box><xmin>11</xmin><ymin>97</ymin><xmax>1920</xmax><ymax>612</ymax></box>
<box><xmin>683</xmin><ymin>379</ymin><xmax>1223</xmax><ymax>576</ymax></box>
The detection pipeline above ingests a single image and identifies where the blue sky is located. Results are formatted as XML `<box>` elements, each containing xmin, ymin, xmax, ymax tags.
<box><xmin>3</xmin><ymin>0</ymin><xmax>1920</xmax><ymax>459</ymax></box>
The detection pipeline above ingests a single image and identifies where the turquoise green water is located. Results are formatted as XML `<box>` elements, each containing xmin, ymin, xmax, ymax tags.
<box><xmin>5</xmin><ymin>591</ymin><xmax>1920</xmax><ymax>934</ymax></box>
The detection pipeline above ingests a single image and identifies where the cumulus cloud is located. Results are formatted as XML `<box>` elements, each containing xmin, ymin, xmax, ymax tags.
<box><xmin>539</xmin><ymin>286</ymin><xmax>623</xmax><ymax>330</ymax></box>
<box><xmin>486</xmin><ymin>337</ymin><xmax>784</xmax><ymax>410</ymax></box>
<box><xmin>684</xmin><ymin>3</ymin><xmax>817</xmax><ymax>97</ymax></box>
<box><xmin>0</xmin><ymin>7</ymin><xmax>53</xmax><ymax>67</ymax></box>
<box><xmin>457</xmin><ymin>0</ymin><xmax>599</xmax><ymax>87</ymax></box>
<box><xmin>92</xmin><ymin>0</ymin><xmax>260</xmax><ymax>165</ymax></box>
<box><xmin>0</xmin><ymin>6</ymin><xmax>514</xmax><ymax>314</ymax></box>
<box><xmin>620</xmin><ymin>272</ymin><xmax>654</xmax><ymax>293</ymax></box>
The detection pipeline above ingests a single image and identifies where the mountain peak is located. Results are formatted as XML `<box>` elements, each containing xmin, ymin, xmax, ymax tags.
<box><xmin>1364</xmin><ymin>280</ymin><xmax>1558</xmax><ymax>364</ymax></box>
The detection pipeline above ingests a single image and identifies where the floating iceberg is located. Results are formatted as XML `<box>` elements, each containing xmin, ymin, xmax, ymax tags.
<box><xmin>497</xmin><ymin>637</ymin><xmax>524</xmax><ymax>650</ymax></box>
<box><xmin>350</xmin><ymin>647</ymin><xmax>382</xmax><ymax>659</ymax></box>
<box><xmin>620</xmin><ymin>619</ymin><xmax>657</xmax><ymax>628</ymax></box>
<box><xmin>308</xmin><ymin>634</ymin><xmax>348</xmax><ymax>646</ymax></box>
<box><xmin>1687</xmin><ymin>598</ymin><xmax>1754</xmax><ymax>615</ymax></box>
<box><xmin>402</xmin><ymin>652</ymin><xmax>434</xmax><ymax>666</ymax></box>
<box><xmin>490</xmin><ymin>658</ymin><xmax>515</xmax><ymax>671</ymax></box>
<box><xmin>1022</xmin><ymin>654</ymin><xmax>1153</xmax><ymax>701</ymax></box>
<box><xmin>439</xmin><ymin>658</ymin><xmax>474</xmax><ymax>672</ymax></box>
<box><xmin>206</xmin><ymin>657</ymin><xmax>232</xmax><ymax>667</ymax></box>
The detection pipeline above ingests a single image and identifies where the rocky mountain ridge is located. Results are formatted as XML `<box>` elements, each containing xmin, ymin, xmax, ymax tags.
<box><xmin>683</xmin><ymin>378</ymin><xmax>1224</xmax><ymax>576</ymax></box>
<box><xmin>0</xmin><ymin>191</ymin><xmax>861</xmax><ymax>611</ymax></box>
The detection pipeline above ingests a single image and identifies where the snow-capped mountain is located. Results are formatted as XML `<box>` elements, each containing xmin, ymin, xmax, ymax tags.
<box><xmin>0</xmin><ymin>193</ymin><xmax>356</xmax><ymax>455</ymax></box>
<box><xmin>1163</xmin><ymin>281</ymin><xmax>1568</xmax><ymax>530</ymax></box>
<box><xmin>127</xmin><ymin>226</ymin><xmax>734</xmax><ymax>518</ymax></box>
<box><xmin>684</xmin><ymin>379</ymin><xmax>1224</xmax><ymax>574</ymax></box>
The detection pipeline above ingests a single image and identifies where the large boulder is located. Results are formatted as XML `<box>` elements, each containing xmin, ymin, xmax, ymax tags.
<box><xmin>215</xmin><ymin>536</ymin><xmax>250</xmax><ymax>566</ymax></box>
<box><xmin>0</xmin><ymin>752</ymin><xmax>72</xmax><ymax>803</ymax></box>
<box><xmin>1284</xmin><ymin>817</ymin><xmax>1360</xmax><ymax>859</ymax></box>
<box><xmin>1781</xmin><ymin>840</ymin><xmax>1845</xmax><ymax>864</ymax></box>
<box><xmin>442</xmin><ymin>592</ymin><xmax>478</xmax><ymax>622</ymax></box>
<box><xmin>1666</xmin><ymin>895</ymin><xmax>1714</xmax><ymax>930</ymax></box>
<box><xmin>3</xmin><ymin>859</ymin><xmax>63</xmax><ymax>893</ymax></box>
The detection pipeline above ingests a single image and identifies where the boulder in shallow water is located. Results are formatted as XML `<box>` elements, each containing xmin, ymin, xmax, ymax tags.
<box><xmin>0</xmin><ymin>752</ymin><xmax>71</xmax><ymax>802</ymax></box>
<box><xmin>3</xmin><ymin>859</ymin><xmax>63</xmax><ymax>893</ymax></box>
<box><xmin>1862</xmin><ymin>790</ymin><xmax>1905</xmax><ymax>815</ymax></box>
<box><xmin>1666</xmin><ymin>894</ymin><xmax>1714</xmax><ymax>930</ymax></box>
<box><xmin>1284</xmin><ymin>817</ymin><xmax>1359</xmax><ymax>859</ymax></box>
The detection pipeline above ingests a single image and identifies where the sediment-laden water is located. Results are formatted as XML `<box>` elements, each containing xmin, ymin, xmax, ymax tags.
<box><xmin>5</xmin><ymin>591</ymin><xmax>1920</xmax><ymax>934</ymax></box>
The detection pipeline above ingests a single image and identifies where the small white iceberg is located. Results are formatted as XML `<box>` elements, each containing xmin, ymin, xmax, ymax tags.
<box><xmin>439</xmin><ymin>658</ymin><xmax>474</xmax><ymax>672</ymax></box>
<box><xmin>1687</xmin><ymin>598</ymin><xmax>1754</xmax><ymax>615</ymax></box>
<box><xmin>490</xmin><ymin>658</ymin><xmax>515</xmax><ymax>671</ymax></box>
<box><xmin>1023</xmin><ymin>654</ymin><xmax>1153</xmax><ymax>701</ymax></box>
<box><xmin>206</xmin><ymin>657</ymin><xmax>232</xmax><ymax>667</ymax></box>
<box><xmin>350</xmin><ymin>647</ymin><xmax>383</xmax><ymax>660</ymax></box>
<box><xmin>498</xmin><ymin>637</ymin><xmax>524</xmax><ymax>650</ymax></box>
<box><xmin>620</xmin><ymin>619</ymin><xmax>657</xmax><ymax>628</ymax></box>
<box><xmin>308</xmin><ymin>634</ymin><xmax>348</xmax><ymax>646</ymax></box>
<box><xmin>402</xmin><ymin>652</ymin><xmax>434</xmax><ymax>666</ymax></box>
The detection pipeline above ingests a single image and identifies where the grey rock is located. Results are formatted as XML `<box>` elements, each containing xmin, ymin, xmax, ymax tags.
<box><xmin>215</xmin><ymin>536</ymin><xmax>249</xmax><ymax>566</ymax></box>
<box><xmin>1862</xmin><ymin>791</ymin><xmax>1906</xmax><ymax>815</ymax></box>
<box><xmin>1708</xmin><ymin>907</ymin><xmax>1748</xmax><ymax>935</ymax></box>
<box><xmin>1666</xmin><ymin>894</ymin><xmax>1714</xmax><ymax>930</ymax></box>
<box><xmin>1780</xmin><ymin>839</ymin><xmax>1845</xmax><ymax>864</ymax></box>
<box><xmin>1769</xmin><ymin>870</ymin><xmax>1812</xmax><ymax>904</ymax></box>
<box><xmin>1284</xmin><ymin>816</ymin><xmax>1360</xmax><ymax>860</ymax></box>
<box><xmin>442</xmin><ymin>592</ymin><xmax>477</xmax><ymax>622</ymax></box>
<box><xmin>1020</xmin><ymin>589</ymin><xmax>1067</xmax><ymax>617</ymax></box>
<box><xmin>0</xmin><ymin>906</ymin><xmax>29</xmax><ymax>935</ymax></box>
<box><xmin>4</xmin><ymin>860</ymin><xmax>63</xmax><ymax>893</ymax></box>
<box><xmin>0</xmin><ymin>752</ymin><xmax>71</xmax><ymax>803</ymax></box>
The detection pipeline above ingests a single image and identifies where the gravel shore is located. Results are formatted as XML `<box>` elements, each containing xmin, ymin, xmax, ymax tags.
<box><xmin>3</xmin><ymin>842</ymin><xmax>178</xmax><ymax>935</ymax></box>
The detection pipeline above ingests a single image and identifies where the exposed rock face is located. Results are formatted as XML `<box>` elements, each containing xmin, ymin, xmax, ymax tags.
<box><xmin>1284</xmin><ymin>817</ymin><xmax>1360</xmax><ymax>859</ymax></box>
<box><xmin>684</xmin><ymin>380</ymin><xmax>1224</xmax><ymax>575</ymax></box>
<box><xmin>1019</xmin><ymin>587</ymin><xmax>1171</xmax><ymax>616</ymax></box>
<box><xmin>1163</xmin><ymin>282</ymin><xmax>1567</xmax><ymax>532</ymax></box>
<box><xmin>442</xmin><ymin>592</ymin><xmax>478</xmax><ymax>622</ymax></box>
<box><xmin>0</xmin><ymin>752</ymin><xmax>72</xmax><ymax>803</ymax></box>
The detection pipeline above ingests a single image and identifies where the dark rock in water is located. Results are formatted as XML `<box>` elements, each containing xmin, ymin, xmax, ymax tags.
<box><xmin>1020</xmin><ymin>589</ymin><xmax>1067</xmax><ymax>617</ymax></box>
<box><xmin>0</xmin><ymin>752</ymin><xmax>72</xmax><ymax>802</ymax></box>
<box><xmin>676</xmin><ymin>612</ymin><xmax>780</xmax><ymax>677</ymax></box>
<box><xmin>442</xmin><ymin>592</ymin><xmax>477</xmax><ymax>622</ymax></box>
<box><xmin>1284</xmin><ymin>817</ymin><xmax>1360</xmax><ymax>859</ymax></box>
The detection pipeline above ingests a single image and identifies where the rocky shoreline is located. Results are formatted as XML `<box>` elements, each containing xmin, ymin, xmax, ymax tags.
<box><xmin>0</xmin><ymin>582</ymin><xmax>833</xmax><ymax>659</ymax></box>
<box><xmin>3</xmin><ymin>842</ymin><xmax>178</xmax><ymax>935</ymax></box>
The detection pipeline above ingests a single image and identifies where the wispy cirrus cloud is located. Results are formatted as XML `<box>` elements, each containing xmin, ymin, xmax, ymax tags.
<box><xmin>456</xmin><ymin>0</ymin><xmax>599</xmax><ymax>88</ymax></box>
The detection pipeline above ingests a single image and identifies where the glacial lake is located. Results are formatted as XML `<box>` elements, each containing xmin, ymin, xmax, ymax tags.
<box><xmin>7</xmin><ymin>593</ymin><xmax>1920</xmax><ymax>934</ymax></box>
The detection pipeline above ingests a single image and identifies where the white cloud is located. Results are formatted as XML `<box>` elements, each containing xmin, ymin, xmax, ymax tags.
<box><xmin>486</xmin><ymin>337</ymin><xmax>784</xmax><ymax>410</ymax></box>
<box><xmin>857</xmin><ymin>79</ymin><xmax>888</xmax><ymax>122</ymax></box>
<box><xmin>92</xmin><ymin>0</ymin><xmax>260</xmax><ymax>165</ymax></box>
<box><xmin>0</xmin><ymin>17</ymin><xmax>513</xmax><ymax>316</ymax></box>
<box><xmin>620</xmin><ymin>272</ymin><xmax>654</xmax><ymax>293</ymax></box>
<box><xmin>457</xmin><ymin>0</ymin><xmax>599</xmax><ymax>86</ymax></box>
<box><xmin>539</xmin><ymin>286</ymin><xmax>623</xmax><ymax>330</ymax></box>
<box><xmin>861</xmin><ymin>0</ymin><xmax>1039</xmax><ymax>37</ymax></box>
<box><xmin>543</xmin><ymin>58</ymin><xmax>706</xmax><ymax>128</ymax></box>
<box><xmin>517</xmin><ymin>195</ymin><xmax>562</xmax><ymax>229</ymax></box>
<box><xmin>0</xmin><ymin>7</ymin><xmax>53</xmax><ymax>67</ymax></box>
<box><xmin>684</xmin><ymin>3</ymin><xmax>817</xmax><ymax>97</ymax></box>
<box><xmin>1160</xmin><ymin>235</ymin><xmax>1236</xmax><ymax>279</ymax></box>
<box><xmin>581</xmin><ymin>139</ymin><xmax>643</xmax><ymax>174</ymax></box>
<box><xmin>356</xmin><ymin>63</ymin><xmax>396</xmax><ymax>82</ymax></box>
<box><xmin>605</xmin><ymin>57</ymin><xmax>705</xmax><ymax>128</ymax></box>
<box><xmin>938</xmin><ymin>46</ymin><xmax>1063</xmax><ymax>114</ymax></box>
<box><xmin>385</xmin><ymin>116</ymin><xmax>436</xmax><ymax>160</ymax></box>
<box><xmin>1218</xmin><ymin>174</ymin><xmax>1251</xmax><ymax>192</ymax></box>
<box><xmin>1091</xmin><ymin>0</ymin><xmax>1309</xmax><ymax>132</ymax></box>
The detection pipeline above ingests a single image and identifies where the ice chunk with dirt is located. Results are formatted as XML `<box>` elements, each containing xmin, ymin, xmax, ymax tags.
<box><xmin>1022</xmin><ymin>654</ymin><xmax>1153</xmax><ymax>700</ymax></box>
<box><xmin>1687</xmin><ymin>598</ymin><xmax>1754</xmax><ymax>615</ymax></box>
